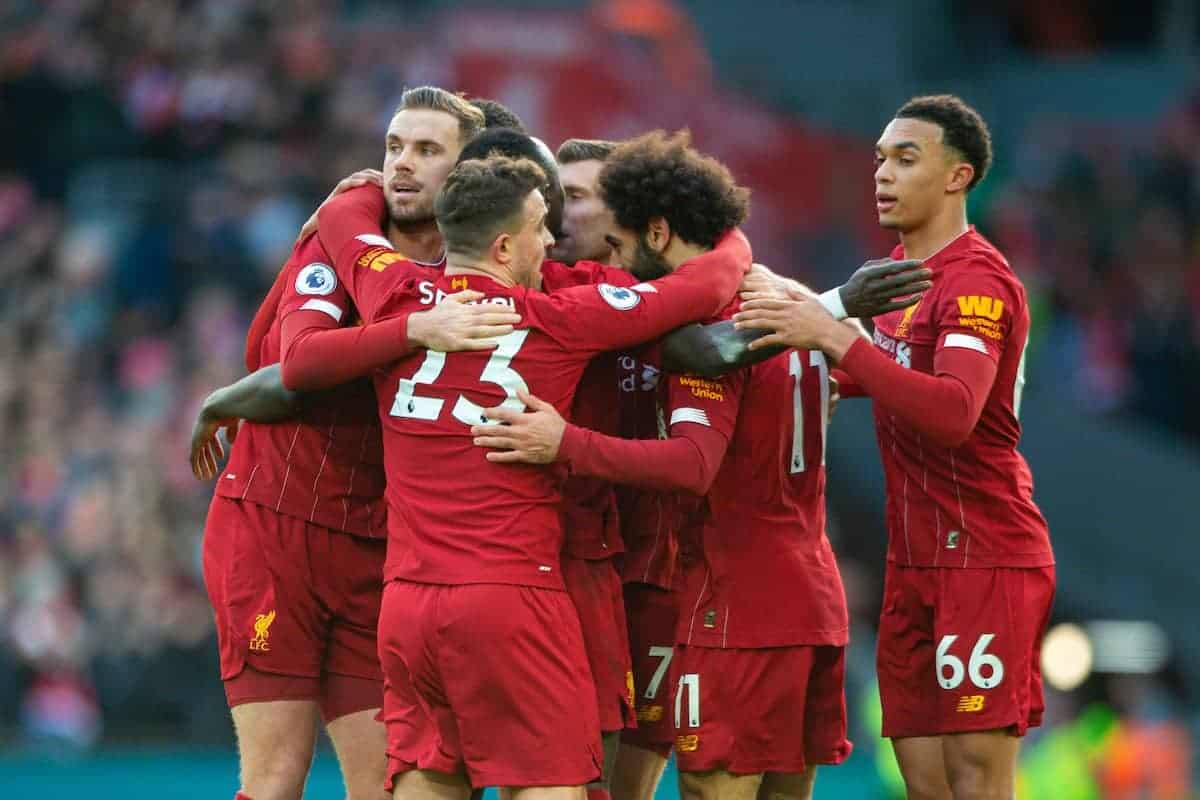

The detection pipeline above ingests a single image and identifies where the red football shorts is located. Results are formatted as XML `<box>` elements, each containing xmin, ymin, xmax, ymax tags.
<box><xmin>876</xmin><ymin>564</ymin><xmax>1056</xmax><ymax>739</ymax></box>
<box><xmin>620</xmin><ymin>583</ymin><xmax>679</xmax><ymax>758</ymax></box>
<box><xmin>562</xmin><ymin>555</ymin><xmax>635</xmax><ymax>733</ymax></box>
<box><xmin>378</xmin><ymin>580</ymin><xmax>603</xmax><ymax>789</ymax></box>
<box><xmin>670</xmin><ymin>644</ymin><xmax>851</xmax><ymax>775</ymax></box>
<box><xmin>201</xmin><ymin>495</ymin><xmax>385</xmax><ymax>722</ymax></box>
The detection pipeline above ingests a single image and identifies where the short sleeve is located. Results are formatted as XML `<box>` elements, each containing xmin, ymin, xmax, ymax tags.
<box><xmin>934</xmin><ymin>263</ymin><xmax>1020</xmax><ymax>363</ymax></box>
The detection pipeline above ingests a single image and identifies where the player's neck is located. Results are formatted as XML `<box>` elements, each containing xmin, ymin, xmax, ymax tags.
<box><xmin>444</xmin><ymin>257</ymin><xmax>518</xmax><ymax>288</ymax></box>
<box><xmin>899</xmin><ymin>202</ymin><xmax>969</xmax><ymax>262</ymax></box>
<box><xmin>663</xmin><ymin>238</ymin><xmax>709</xmax><ymax>272</ymax></box>
<box><xmin>386</xmin><ymin>220</ymin><xmax>445</xmax><ymax>264</ymax></box>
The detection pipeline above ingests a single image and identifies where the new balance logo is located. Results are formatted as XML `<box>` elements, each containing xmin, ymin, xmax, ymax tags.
<box><xmin>637</xmin><ymin>705</ymin><xmax>663</xmax><ymax>723</ymax></box>
<box><xmin>676</xmin><ymin>734</ymin><xmax>699</xmax><ymax>752</ymax></box>
<box><xmin>956</xmin><ymin>695</ymin><xmax>985</xmax><ymax>712</ymax></box>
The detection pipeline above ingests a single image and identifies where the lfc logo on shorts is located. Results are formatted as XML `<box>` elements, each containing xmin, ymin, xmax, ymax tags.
<box><xmin>956</xmin><ymin>695</ymin><xmax>985</xmax><ymax>712</ymax></box>
<box><xmin>250</xmin><ymin>610</ymin><xmax>276</xmax><ymax>652</ymax></box>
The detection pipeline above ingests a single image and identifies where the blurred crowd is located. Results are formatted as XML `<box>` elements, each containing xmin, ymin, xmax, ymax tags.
<box><xmin>0</xmin><ymin>0</ymin><xmax>1198</xmax><ymax>762</ymax></box>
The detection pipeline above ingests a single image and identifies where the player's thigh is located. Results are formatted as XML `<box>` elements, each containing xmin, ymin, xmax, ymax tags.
<box><xmin>510</xmin><ymin>788</ymin><xmax>587</xmax><ymax>800</ymax></box>
<box><xmin>891</xmin><ymin>736</ymin><xmax>952</xmax><ymax>800</ymax></box>
<box><xmin>678</xmin><ymin>770</ymin><xmax>762</xmax><ymax>800</ymax></box>
<box><xmin>204</xmin><ymin>498</ymin><xmax>330</xmax><ymax>689</ymax></box>
<box><xmin>325</xmin><ymin>705</ymin><xmax>389</xmax><ymax>800</ymax></box>
<box><xmin>377</xmin><ymin>581</ymin><xmax>463</xmax><ymax>787</ymax></box>
<box><xmin>595</xmin><ymin>729</ymin><xmax>621</xmax><ymax>788</ymax></box>
<box><xmin>876</xmin><ymin>564</ymin><xmax>939</xmax><ymax>739</ymax></box>
<box><xmin>564</xmin><ymin>556</ymin><xmax>635</xmax><ymax>735</ymax></box>
<box><xmin>391</xmin><ymin>768</ymin><xmax>473</xmax><ymax>800</ymax></box>
<box><xmin>439</xmin><ymin>584</ymin><xmax>602</xmax><ymax>789</ymax></box>
<box><xmin>611</xmin><ymin>742</ymin><xmax>669</xmax><ymax>800</ymax></box>
<box><xmin>621</xmin><ymin>584</ymin><xmax>678</xmax><ymax>755</ymax></box>
<box><xmin>931</xmin><ymin>567</ymin><xmax>1055</xmax><ymax>736</ymax></box>
<box><xmin>319</xmin><ymin>532</ymin><xmax>386</xmax><ymax>722</ymax></box>
<box><xmin>942</xmin><ymin>729</ymin><xmax>1020</xmax><ymax>799</ymax></box>
<box><xmin>232</xmin><ymin>699</ymin><xmax>320</xmax><ymax>800</ymax></box>
<box><xmin>674</xmin><ymin>645</ymin><xmax>845</xmax><ymax>776</ymax></box>
<box><xmin>757</xmin><ymin>768</ymin><xmax>816</xmax><ymax>800</ymax></box>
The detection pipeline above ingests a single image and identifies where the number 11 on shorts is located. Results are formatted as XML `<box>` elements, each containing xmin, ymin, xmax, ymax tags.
<box><xmin>675</xmin><ymin>673</ymin><xmax>700</xmax><ymax>728</ymax></box>
<box><xmin>936</xmin><ymin>633</ymin><xmax>1005</xmax><ymax>690</ymax></box>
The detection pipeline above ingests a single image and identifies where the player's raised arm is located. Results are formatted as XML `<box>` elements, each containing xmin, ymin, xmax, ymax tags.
<box><xmin>734</xmin><ymin>266</ymin><xmax>1014</xmax><ymax>447</ymax></box>
<box><xmin>527</xmin><ymin>227</ymin><xmax>751</xmax><ymax>355</ymax></box>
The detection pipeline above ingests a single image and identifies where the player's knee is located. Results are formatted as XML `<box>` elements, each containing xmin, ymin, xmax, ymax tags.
<box><xmin>240</xmin><ymin>751</ymin><xmax>312</xmax><ymax>800</ymax></box>
<box><xmin>757</xmin><ymin>768</ymin><xmax>816</xmax><ymax>800</ymax></box>
<box><xmin>898</xmin><ymin>770</ymin><xmax>953</xmax><ymax>800</ymax></box>
<box><xmin>341</xmin><ymin>766</ymin><xmax>390</xmax><ymax>800</ymax></box>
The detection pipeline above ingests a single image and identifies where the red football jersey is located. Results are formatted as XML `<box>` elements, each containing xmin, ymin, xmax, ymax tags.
<box><xmin>668</xmin><ymin>314</ymin><xmax>849</xmax><ymax>648</ymax></box>
<box><xmin>869</xmin><ymin>227</ymin><xmax>1053</xmax><ymax>568</ymax></box>
<box><xmin>541</xmin><ymin>260</ymin><xmax>636</xmax><ymax>561</ymax></box>
<box><xmin>217</xmin><ymin>234</ymin><xmax>386</xmax><ymax>538</ymax></box>
<box><xmin>353</xmin><ymin>239</ymin><xmax>749</xmax><ymax>589</ymax></box>
<box><xmin>613</xmin><ymin>347</ymin><xmax>697</xmax><ymax>591</ymax></box>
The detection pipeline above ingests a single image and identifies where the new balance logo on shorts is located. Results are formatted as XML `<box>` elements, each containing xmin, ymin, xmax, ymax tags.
<box><xmin>676</xmin><ymin>734</ymin><xmax>699</xmax><ymax>752</ymax></box>
<box><xmin>956</xmin><ymin>695</ymin><xmax>985</xmax><ymax>712</ymax></box>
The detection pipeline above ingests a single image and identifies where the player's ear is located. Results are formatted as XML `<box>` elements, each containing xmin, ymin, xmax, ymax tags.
<box><xmin>645</xmin><ymin>216</ymin><xmax>671</xmax><ymax>254</ymax></box>
<box><xmin>492</xmin><ymin>232</ymin><xmax>513</xmax><ymax>265</ymax></box>
<box><xmin>946</xmin><ymin>161</ymin><xmax>974</xmax><ymax>194</ymax></box>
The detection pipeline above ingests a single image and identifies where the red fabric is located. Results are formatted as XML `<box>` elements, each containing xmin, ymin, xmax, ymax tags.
<box><xmin>279</xmin><ymin>310</ymin><xmax>413</xmax><ymax>391</ymax></box>
<box><xmin>877</xmin><ymin>564</ymin><xmax>1055</xmax><ymax>738</ymax></box>
<box><xmin>672</xmin><ymin>644</ymin><xmax>852</xmax><ymax>775</ymax></box>
<box><xmin>317</xmin><ymin>225</ymin><xmax>750</xmax><ymax>589</ymax></box>
<box><xmin>215</xmin><ymin>236</ymin><xmax>385</xmax><ymax>539</ymax></box>
<box><xmin>561</xmin><ymin>301</ymin><xmax>847</xmax><ymax>649</ymax></box>
<box><xmin>667</xmin><ymin>340</ymin><xmax>848</xmax><ymax>650</ymax></box>
<box><xmin>830</xmin><ymin>368</ymin><xmax>863</xmax><ymax>398</ymax></box>
<box><xmin>858</xmin><ymin>227</ymin><xmax>1053</xmax><ymax>569</ymax></box>
<box><xmin>621</xmin><ymin>584</ymin><xmax>679</xmax><ymax>755</ymax></box>
<box><xmin>245</xmin><ymin>263</ymin><xmax>291</xmax><ymax>372</ymax></box>
<box><xmin>201</xmin><ymin>497</ymin><xmax>385</xmax><ymax>689</ymax></box>
<box><xmin>838</xmin><ymin>337</ymin><xmax>996</xmax><ymax>448</ymax></box>
<box><xmin>235</xmin><ymin>793</ymin><xmax>255</xmax><ymax>800</ymax></box>
<box><xmin>538</xmin><ymin>262</ymin><xmax>638</xmax><ymax>562</ymax></box>
<box><xmin>315</xmin><ymin>185</ymin><xmax>446</xmax><ymax>325</ymax></box>
<box><xmin>587</xmin><ymin>788</ymin><xmax>614</xmax><ymax>800</ymax></box>
<box><xmin>379</xmin><ymin>581</ymin><xmax>602</xmax><ymax>788</ymax></box>
<box><xmin>562</xmin><ymin>556</ymin><xmax>634</xmax><ymax>732</ymax></box>
<box><xmin>558</xmin><ymin>420</ymin><xmax>727</xmax><ymax>497</ymax></box>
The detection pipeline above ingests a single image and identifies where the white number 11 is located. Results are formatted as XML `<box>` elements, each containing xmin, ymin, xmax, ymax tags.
<box><xmin>788</xmin><ymin>350</ymin><xmax>829</xmax><ymax>473</ymax></box>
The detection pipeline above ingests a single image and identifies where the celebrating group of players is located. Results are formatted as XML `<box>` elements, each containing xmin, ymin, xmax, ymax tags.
<box><xmin>190</xmin><ymin>85</ymin><xmax>1054</xmax><ymax>800</ymax></box>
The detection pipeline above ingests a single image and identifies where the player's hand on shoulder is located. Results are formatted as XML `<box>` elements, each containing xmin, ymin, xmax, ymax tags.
<box><xmin>189</xmin><ymin>404</ymin><xmax>240</xmax><ymax>481</ymax></box>
<box><xmin>407</xmin><ymin>290</ymin><xmax>522</xmax><ymax>352</ymax></box>
<box><xmin>470</xmin><ymin>389</ymin><xmax>564</xmax><ymax>465</ymax></box>
<box><xmin>295</xmin><ymin>168</ymin><xmax>384</xmax><ymax>242</ymax></box>
<box><xmin>839</xmin><ymin>258</ymin><xmax>932</xmax><ymax>317</ymax></box>
<box><xmin>733</xmin><ymin>296</ymin><xmax>843</xmax><ymax>353</ymax></box>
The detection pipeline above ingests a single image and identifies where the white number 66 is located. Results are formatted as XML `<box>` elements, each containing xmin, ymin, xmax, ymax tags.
<box><xmin>936</xmin><ymin>633</ymin><xmax>1004</xmax><ymax>690</ymax></box>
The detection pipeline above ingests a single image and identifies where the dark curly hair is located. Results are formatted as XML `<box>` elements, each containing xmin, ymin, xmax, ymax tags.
<box><xmin>895</xmin><ymin>94</ymin><xmax>993</xmax><ymax>191</ymax></box>
<box><xmin>435</xmin><ymin>155</ymin><xmax>546</xmax><ymax>257</ymax></box>
<box><xmin>470</xmin><ymin>98</ymin><xmax>528</xmax><ymax>133</ymax></box>
<box><xmin>598</xmin><ymin>130</ymin><xmax>749</xmax><ymax>248</ymax></box>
